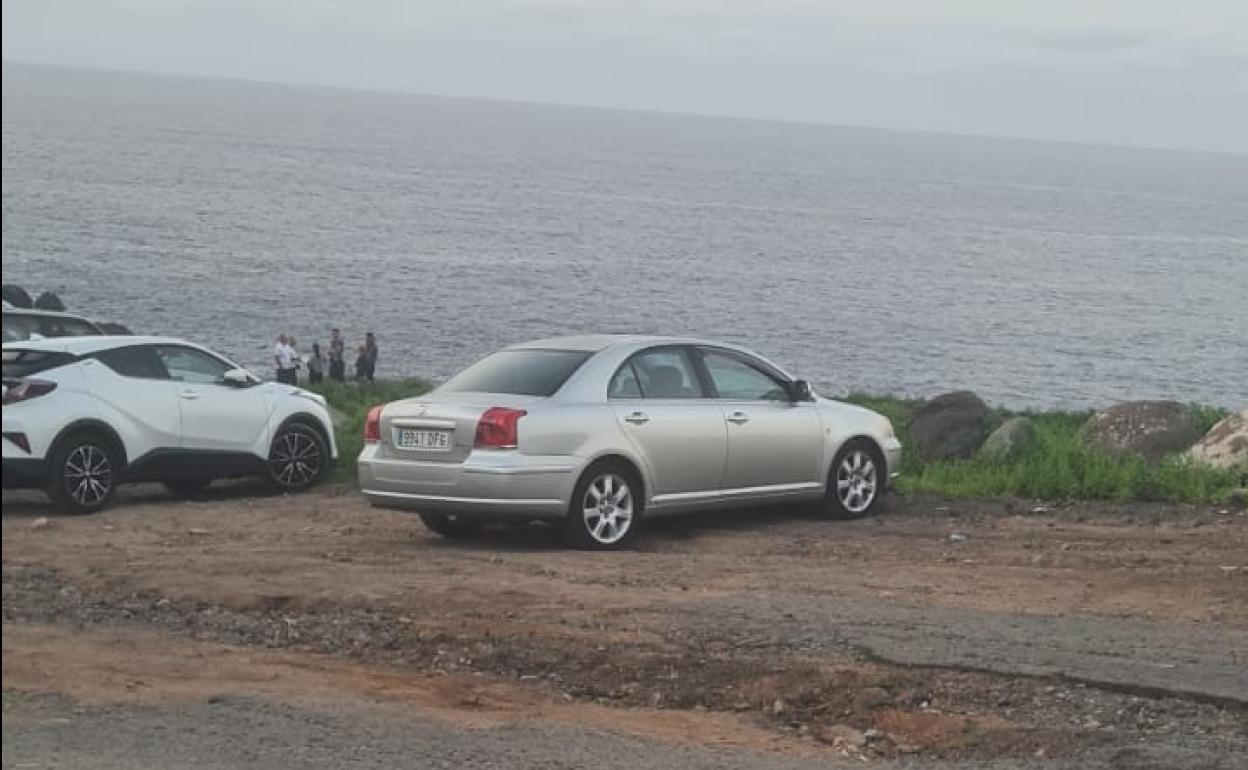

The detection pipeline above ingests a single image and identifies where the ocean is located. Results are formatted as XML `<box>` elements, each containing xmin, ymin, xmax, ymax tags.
<box><xmin>3</xmin><ymin>63</ymin><xmax>1246</xmax><ymax>409</ymax></box>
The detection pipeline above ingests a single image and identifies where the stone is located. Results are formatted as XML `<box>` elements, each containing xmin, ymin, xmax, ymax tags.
<box><xmin>30</xmin><ymin>516</ymin><xmax>50</xmax><ymax>530</ymax></box>
<box><xmin>814</xmin><ymin>724</ymin><xmax>867</xmax><ymax>749</ymax></box>
<box><xmin>1225</xmin><ymin>489</ymin><xmax>1248</xmax><ymax>511</ymax></box>
<box><xmin>978</xmin><ymin>416</ymin><xmax>1037</xmax><ymax>462</ymax></box>
<box><xmin>907</xmin><ymin>391</ymin><xmax>990</xmax><ymax>461</ymax></box>
<box><xmin>2</xmin><ymin>283</ymin><xmax>33</xmax><ymax>308</ymax></box>
<box><xmin>33</xmin><ymin>291</ymin><xmax>66</xmax><ymax>312</ymax></box>
<box><xmin>1084</xmin><ymin>401</ymin><xmax>1202</xmax><ymax>464</ymax></box>
<box><xmin>1187</xmin><ymin>408</ymin><xmax>1248</xmax><ymax>471</ymax></box>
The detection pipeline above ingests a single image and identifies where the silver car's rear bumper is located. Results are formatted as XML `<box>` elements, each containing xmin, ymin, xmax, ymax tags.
<box><xmin>358</xmin><ymin>445</ymin><xmax>577</xmax><ymax>519</ymax></box>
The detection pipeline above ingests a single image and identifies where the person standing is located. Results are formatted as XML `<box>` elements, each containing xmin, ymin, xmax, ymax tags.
<box><xmin>354</xmin><ymin>343</ymin><xmax>369</xmax><ymax>382</ymax></box>
<box><xmin>328</xmin><ymin>328</ymin><xmax>346</xmax><ymax>382</ymax></box>
<box><xmin>307</xmin><ymin>343</ymin><xmax>325</xmax><ymax>384</ymax></box>
<box><xmin>273</xmin><ymin>334</ymin><xmax>298</xmax><ymax>384</ymax></box>
<box><xmin>363</xmin><ymin>332</ymin><xmax>378</xmax><ymax>383</ymax></box>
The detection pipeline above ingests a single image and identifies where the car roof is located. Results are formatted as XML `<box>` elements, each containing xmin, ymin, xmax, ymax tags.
<box><xmin>507</xmin><ymin>334</ymin><xmax>717</xmax><ymax>353</ymax></box>
<box><xmin>2</xmin><ymin>306</ymin><xmax>95</xmax><ymax>321</ymax></box>
<box><xmin>1</xmin><ymin>335</ymin><xmax>196</xmax><ymax>355</ymax></box>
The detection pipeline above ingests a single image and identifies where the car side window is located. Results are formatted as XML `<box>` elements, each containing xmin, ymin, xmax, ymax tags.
<box><xmin>627</xmin><ymin>348</ymin><xmax>705</xmax><ymax>399</ymax></box>
<box><xmin>156</xmin><ymin>345</ymin><xmax>231</xmax><ymax>385</ymax></box>
<box><xmin>608</xmin><ymin>362</ymin><xmax>643</xmax><ymax>399</ymax></box>
<box><xmin>94</xmin><ymin>345</ymin><xmax>170</xmax><ymax>380</ymax></box>
<box><xmin>701</xmin><ymin>350</ymin><xmax>790</xmax><ymax>401</ymax></box>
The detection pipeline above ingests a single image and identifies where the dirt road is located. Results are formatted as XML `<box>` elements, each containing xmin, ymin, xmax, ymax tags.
<box><xmin>4</xmin><ymin>484</ymin><xmax>1246</xmax><ymax>769</ymax></box>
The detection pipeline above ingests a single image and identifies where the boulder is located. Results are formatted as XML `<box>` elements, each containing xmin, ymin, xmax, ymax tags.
<box><xmin>33</xmin><ymin>291</ymin><xmax>66</xmax><ymax>311</ymax></box>
<box><xmin>978</xmin><ymin>416</ymin><xmax>1037</xmax><ymax>462</ymax></box>
<box><xmin>2</xmin><ymin>284</ymin><xmax>33</xmax><ymax>308</ymax></box>
<box><xmin>1187</xmin><ymin>409</ymin><xmax>1248</xmax><ymax>470</ymax></box>
<box><xmin>1084</xmin><ymin>401</ymin><xmax>1202</xmax><ymax>464</ymax></box>
<box><xmin>907</xmin><ymin>391</ymin><xmax>990</xmax><ymax>462</ymax></box>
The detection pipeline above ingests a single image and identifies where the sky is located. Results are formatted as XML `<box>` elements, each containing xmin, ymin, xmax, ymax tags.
<box><xmin>3</xmin><ymin>0</ymin><xmax>1247</xmax><ymax>154</ymax></box>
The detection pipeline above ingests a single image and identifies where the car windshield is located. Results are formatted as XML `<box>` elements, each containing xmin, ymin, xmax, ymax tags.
<box><xmin>440</xmin><ymin>349</ymin><xmax>592</xmax><ymax>397</ymax></box>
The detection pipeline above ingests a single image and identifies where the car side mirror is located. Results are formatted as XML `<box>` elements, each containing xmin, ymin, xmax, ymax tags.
<box><xmin>222</xmin><ymin>368</ymin><xmax>257</xmax><ymax>387</ymax></box>
<box><xmin>793</xmin><ymin>379</ymin><xmax>814</xmax><ymax>402</ymax></box>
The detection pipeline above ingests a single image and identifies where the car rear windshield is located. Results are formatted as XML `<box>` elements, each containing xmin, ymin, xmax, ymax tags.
<box><xmin>1</xmin><ymin>349</ymin><xmax>79</xmax><ymax>379</ymax></box>
<box><xmin>440</xmin><ymin>349</ymin><xmax>592</xmax><ymax>397</ymax></box>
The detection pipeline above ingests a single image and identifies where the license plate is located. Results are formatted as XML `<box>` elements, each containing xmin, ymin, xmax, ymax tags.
<box><xmin>394</xmin><ymin>428</ymin><xmax>452</xmax><ymax>451</ymax></box>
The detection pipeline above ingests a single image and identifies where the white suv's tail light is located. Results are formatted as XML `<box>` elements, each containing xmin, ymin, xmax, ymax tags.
<box><xmin>2</xmin><ymin>379</ymin><xmax>57</xmax><ymax>405</ymax></box>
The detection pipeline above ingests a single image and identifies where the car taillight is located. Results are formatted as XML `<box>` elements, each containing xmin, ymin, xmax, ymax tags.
<box><xmin>363</xmin><ymin>405</ymin><xmax>383</xmax><ymax>443</ymax></box>
<box><xmin>2</xmin><ymin>379</ymin><xmax>57</xmax><ymax>405</ymax></box>
<box><xmin>474</xmin><ymin>407</ymin><xmax>527</xmax><ymax>448</ymax></box>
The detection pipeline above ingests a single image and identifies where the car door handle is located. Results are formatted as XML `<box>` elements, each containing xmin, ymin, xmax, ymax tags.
<box><xmin>624</xmin><ymin>411</ymin><xmax>650</xmax><ymax>425</ymax></box>
<box><xmin>180</xmin><ymin>390</ymin><xmax>200</xmax><ymax>400</ymax></box>
<box><xmin>726</xmin><ymin>411</ymin><xmax>750</xmax><ymax>425</ymax></box>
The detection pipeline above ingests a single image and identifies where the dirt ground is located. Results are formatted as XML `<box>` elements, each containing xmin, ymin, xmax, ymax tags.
<box><xmin>4</xmin><ymin>483</ymin><xmax>1247</xmax><ymax>768</ymax></box>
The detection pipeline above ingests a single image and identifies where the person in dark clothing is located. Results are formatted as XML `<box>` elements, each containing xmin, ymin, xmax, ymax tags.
<box><xmin>328</xmin><ymin>328</ymin><xmax>346</xmax><ymax>382</ymax></box>
<box><xmin>307</xmin><ymin>343</ymin><xmax>325</xmax><ymax>384</ymax></box>
<box><xmin>353</xmin><ymin>343</ymin><xmax>369</xmax><ymax>382</ymax></box>
<box><xmin>363</xmin><ymin>332</ymin><xmax>378</xmax><ymax>383</ymax></box>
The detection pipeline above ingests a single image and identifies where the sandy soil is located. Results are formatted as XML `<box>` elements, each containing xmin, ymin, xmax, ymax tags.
<box><xmin>4</xmin><ymin>484</ymin><xmax>1246</xmax><ymax>767</ymax></box>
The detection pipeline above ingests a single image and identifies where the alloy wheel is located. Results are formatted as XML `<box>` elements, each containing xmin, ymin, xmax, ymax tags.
<box><xmin>63</xmin><ymin>444</ymin><xmax>113</xmax><ymax>508</ymax></box>
<box><xmin>835</xmin><ymin>448</ymin><xmax>877</xmax><ymax>514</ymax></box>
<box><xmin>269</xmin><ymin>428</ymin><xmax>322</xmax><ymax>489</ymax></box>
<box><xmin>581</xmin><ymin>472</ymin><xmax>634</xmax><ymax>546</ymax></box>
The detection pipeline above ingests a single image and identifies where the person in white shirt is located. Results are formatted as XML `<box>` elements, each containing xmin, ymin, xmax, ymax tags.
<box><xmin>274</xmin><ymin>334</ymin><xmax>298</xmax><ymax>384</ymax></box>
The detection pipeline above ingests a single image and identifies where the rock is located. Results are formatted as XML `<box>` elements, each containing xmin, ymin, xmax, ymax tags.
<box><xmin>30</xmin><ymin>516</ymin><xmax>50</xmax><ymax>530</ymax></box>
<box><xmin>814</xmin><ymin>724</ymin><xmax>867</xmax><ymax>749</ymax></box>
<box><xmin>1084</xmin><ymin>401</ymin><xmax>1202</xmax><ymax>464</ymax></box>
<box><xmin>771</xmin><ymin>698</ymin><xmax>786</xmax><ymax>715</ymax></box>
<box><xmin>33</xmin><ymin>291</ymin><xmax>66</xmax><ymax>312</ymax></box>
<box><xmin>1225</xmin><ymin>489</ymin><xmax>1248</xmax><ymax>511</ymax></box>
<box><xmin>2</xmin><ymin>283</ymin><xmax>33</xmax><ymax>308</ymax></box>
<box><xmin>853</xmin><ymin>688</ymin><xmax>892</xmax><ymax>711</ymax></box>
<box><xmin>1187</xmin><ymin>409</ymin><xmax>1248</xmax><ymax>470</ymax></box>
<box><xmin>907</xmin><ymin>391</ymin><xmax>990</xmax><ymax>461</ymax></box>
<box><xmin>978</xmin><ymin>416</ymin><xmax>1037</xmax><ymax>462</ymax></box>
<box><xmin>187</xmin><ymin>527</ymin><xmax>211</xmax><ymax>536</ymax></box>
<box><xmin>948</xmin><ymin>532</ymin><xmax>969</xmax><ymax>543</ymax></box>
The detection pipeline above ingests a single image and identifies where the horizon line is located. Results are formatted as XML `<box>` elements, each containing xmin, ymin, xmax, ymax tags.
<box><xmin>4</xmin><ymin>57</ymin><xmax>1246</xmax><ymax>161</ymax></box>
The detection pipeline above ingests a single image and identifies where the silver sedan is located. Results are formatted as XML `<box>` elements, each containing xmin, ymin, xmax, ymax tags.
<box><xmin>358</xmin><ymin>335</ymin><xmax>901</xmax><ymax>549</ymax></box>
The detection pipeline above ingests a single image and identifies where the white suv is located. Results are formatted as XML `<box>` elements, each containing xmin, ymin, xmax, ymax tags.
<box><xmin>2</xmin><ymin>336</ymin><xmax>338</xmax><ymax>513</ymax></box>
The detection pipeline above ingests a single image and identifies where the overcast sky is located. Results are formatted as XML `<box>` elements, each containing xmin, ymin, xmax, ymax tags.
<box><xmin>4</xmin><ymin>0</ymin><xmax>1246</xmax><ymax>154</ymax></box>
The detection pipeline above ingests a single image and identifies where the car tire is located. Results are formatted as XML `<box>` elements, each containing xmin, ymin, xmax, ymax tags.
<box><xmin>164</xmin><ymin>478</ymin><xmax>212</xmax><ymax>499</ymax></box>
<box><xmin>820</xmin><ymin>439</ymin><xmax>885</xmax><ymax>520</ymax></box>
<box><xmin>265</xmin><ymin>422</ymin><xmax>328</xmax><ymax>493</ymax></box>
<box><xmin>419</xmin><ymin>513</ymin><xmax>483</xmax><ymax>539</ymax></box>
<box><xmin>46</xmin><ymin>432</ymin><xmax>122</xmax><ymax>515</ymax></box>
<box><xmin>563</xmin><ymin>461</ymin><xmax>642</xmax><ymax>550</ymax></box>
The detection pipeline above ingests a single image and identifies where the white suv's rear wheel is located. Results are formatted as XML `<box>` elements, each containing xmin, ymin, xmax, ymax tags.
<box><xmin>47</xmin><ymin>433</ymin><xmax>121</xmax><ymax>515</ymax></box>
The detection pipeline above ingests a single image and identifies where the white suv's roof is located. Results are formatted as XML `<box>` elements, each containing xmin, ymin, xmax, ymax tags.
<box><xmin>1</xmin><ymin>335</ymin><xmax>190</xmax><ymax>355</ymax></box>
<box><xmin>2</xmin><ymin>306</ymin><xmax>97</xmax><ymax>321</ymax></box>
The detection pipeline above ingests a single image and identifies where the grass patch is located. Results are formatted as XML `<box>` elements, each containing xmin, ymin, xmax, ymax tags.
<box><xmin>304</xmin><ymin>378</ymin><xmax>432</xmax><ymax>480</ymax></box>
<box><xmin>840</xmin><ymin>394</ymin><xmax>1241</xmax><ymax>504</ymax></box>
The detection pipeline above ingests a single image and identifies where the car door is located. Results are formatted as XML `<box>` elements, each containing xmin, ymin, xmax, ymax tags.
<box><xmin>608</xmin><ymin>345</ymin><xmax>727</xmax><ymax>506</ymax></box>
<box><xmin>84</xmin><ymin>345</ymin><xmax>184</xmax><ymax>456</ymax></box>
<box><xmin>153</xmin><ymin>345</ymin><xmax>271</xmax><ymax>453</ymax></box>
<box><xmin>697</xmin><ymin>347</ymin><xmax>824</xmax><ymax>495</ymax></box>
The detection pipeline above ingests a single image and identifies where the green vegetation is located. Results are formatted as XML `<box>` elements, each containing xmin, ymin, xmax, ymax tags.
<box><xmin>305</xmin><ymin>379</ymin><xmax>1239</xmax><ymax>502</ymax></box>
<box><xmin>840</xmin><ymin>393</ymin><xmax>1241</xmax><ymax>504</ymax></box>
<box><xmin>304</xmin><ymin>378</ymin><xmax>432</xmax><ymax>480</ymax></box>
